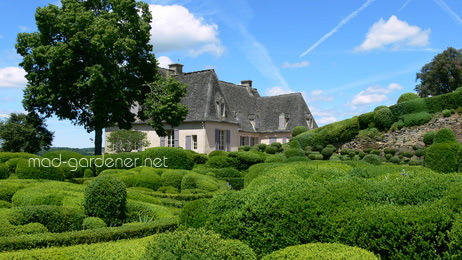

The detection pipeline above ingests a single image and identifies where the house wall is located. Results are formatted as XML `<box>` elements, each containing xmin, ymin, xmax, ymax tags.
<box><xmin>204</xmin><ymin>121</ymin><xmax>240</xmax><ymax>154</ymax></box>
<box><xmin>259</xmin><ymin>132</ymin><xmax>292</xmax><ymax>145</ymax></box>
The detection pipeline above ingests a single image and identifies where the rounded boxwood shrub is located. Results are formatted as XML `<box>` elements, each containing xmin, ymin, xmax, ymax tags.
<box><xmin>238</xmin><ymin>145</ymin><xmax>251</xmax><ymax>152</ymax></box>
<box><xmin>373</xmin><ymin>107</ymin><xmax>395</xmax><ymax>130</ymax></box>
<box><xmin>42</xmin><ymin>150</ymin><xmax>83</xmax><ymax>161</ymax></box>
<box><xmin>292</xmin><ymin>126</ymin><xmax>308</xmax><ymax>137</ymax></box>
<box><xmin>415</xmin><ymin>149</ymin><xmax>424</xmax><ymax>157</ymax></box>
<box><xmin>143</xmin><ymin>147</ymin><xmax>193</xmax><ymax>170</ymax></box>
<box><xmin>142</xmin><ymin>228</ymin><xmax>256</xmax><ymax>260</ymax></box>
<box><xmin>424</xmin><ymin>128</ymin><xmax>461</xmax><ymax>173</ymax></box>
<box><xmin>82</xmin><ymin>217</ymin><xmax>107</xmax><ymax>230</ymax></box>
<box><xmin>397</xmin><ymin>92</ymin><xmax>420</xmax><ymax>103</ymax></box>
<box><xmin>271</xmin><ymin>142</ymin><xmax>282</xmax><ymax>149</ymax></box>
<box><xmin>265</xmin><ymin>145</ymin><xmax>277</xmax><ymax>154</ymax></box>
<box><xmin>84</xmin><ymin>174</ymin><xmax>127</xmax><ymax>226</ymax></box>
<box><xmin>262</xmin><ymin>243</ymin><xmax>378</xmax><ymax>260</ymax></box>
<box><xmin>192</xmin><ymin>153</ymin><xmax>208</xmax><ymax>164</ymax></box>
<box><xmin>383</xmin><ymin>148</ymin><xmax>396</xmax><ymax>156</ymax></box>
<box><xmin>15</xmin><ymin>160</ymin><xmax>65</xmax><ymax>181</ymax></box>
<box><xmin>370</xmin><ymin>149</ymin><xmax>380</xmax><ymax>156</ymax></box>
<box><xmin>160</xmin><ymin>170</ymin><xmax>187</xmax><ymax>189</ymax></box>
<box><xmin>456</xmin><ymin>87</ymin><xmax>462</xmax><ymax>93</ymax></box>
<box><xmin>205</xmin><ymin>156</ymin><xmax>237</xmax><ymax>169</ymax></box>
<box><xmin>358</xmin><ymin>152</ymin><xmax>366</xmax><ymax>159</ymax></box>
<box><xmin>401</xmin><ymin>112</ymin><xmax>432</xmax><ymax>127</ymax></box>
<box><xmin>83</xmin><ymin>168</ymin><xmax>94</xmax><ymax>178</ymax></box>
<box><xmin>0</xmin><ymin>152</ymin><xmax>39</xmax><ymax>163</ymax></box>
<box><xmin>423</xmin><ymin>131</ymin><xmax>436</xmax><ymax>146</ymax></box>
<box><xmin>443</xmin><ymin>109</ymin><xmax>452</xmax><ymax>117</ymax></box>
<box><xmin>321</xmin><ymin>148</ymin><xmax>334</xmax><ymax>160</ymax></box>
<box><xmin>408</xmin><ymin>159</ymin><xmax>422</xmax><ymax>166</ymax></box>
<box><xmin>374</xmin><ymin>105</ymin><xmax>388</xmax><ymax>112</ymax></box>
<box><xmin>284</xmin><ymin>140</ymin><xmax>305</xmax><ymax>158</ymax></box>
<box><xmin>0</xmin><ymin>163</ymin><xmax>9</xmax><ymax>179</ymax></box>
<box><xmin>362</xmin><ymin>154</ymin><xmax>382</xmax><ymax>165</ymax></box>
<box><xmin>390</xmin><ymin>156</ymin><xmax>399</xmax><ymax>164</ymax></box>
<box><xmin>5</xmin><ymin>158</ymin><xmax>28</xmax><ymax>173</ymax></box>
<box><xmin>9</xmin><ymin>205</ymin><xmax>85</xmax><ymax>233</ymax></box>
<box><xmin>399</xmin><ymin>150</ymin><xmax>415</xmax><ymax>158</ymax></box>
<box><xmin>228</xmin><ymin>152</ymin><xmax>263</xmax><ymax>171</ymax></box>
<box><xmin>258</xmin><ymin>143</ymin><xmax>267</xmax><ymax>152</ymax></box>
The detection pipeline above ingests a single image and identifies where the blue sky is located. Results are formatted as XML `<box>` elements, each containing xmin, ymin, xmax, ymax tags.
<box><xmin>0</xmin><ymin>0</ymin><xmax>461</xmax><ymax>148</ymax></box>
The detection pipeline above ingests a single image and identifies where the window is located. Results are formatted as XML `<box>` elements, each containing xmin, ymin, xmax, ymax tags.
<box><xmin>221</xmin><ymin>103</ymin><xmax>225</xmax><ymax>117</ymax></box>
<box><xmin>219</xmin><ymin>130</ymin><xmax>225</xmax><ymax>151</ymax></box>
<box><xmin>192</xmin><ymin>135</ymin><xmax>197</xmax><ymax>149</ymax></box>
<box><xmin>269</xmin><ymin>137</ymin><xmax>277</xmax><ymax>144</ymax></box>
<box><xmin>166</xmin><ymin>130</ymin><xmax>174</xmax><ymax>147</ymax></box>
<box><xmin>250</xmin><ymin>137</ymin><xmax>255</xmax><ymax>146</ymax></box>
<box><xmin>240</xmin><ymin>136</ymin><xmax>245</xmax><ymax>146</ymax></box>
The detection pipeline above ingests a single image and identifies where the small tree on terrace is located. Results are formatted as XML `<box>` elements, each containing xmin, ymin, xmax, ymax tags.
<box><xmin>107</xmin><ymin>129</ymin><xmax>150</xmax><ymax>153</ymax></box>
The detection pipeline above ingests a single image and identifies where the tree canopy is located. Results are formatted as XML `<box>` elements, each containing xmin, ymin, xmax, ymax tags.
<box><xmin>0</xmin><ymin>113</ymin><xmax>53</xmax><ymax>154</ymax></box>
<box><xmin>16</xmin><ymin>0</ymin><xmax>158</xmax><ymax>155</ymax></box>
<box><xmin>107</xmin><ymin>129</ymin><xmax>150</xmax><ymax>153</ymax></box>
<box><xmin>415</xmin><ymin>47</ymin><xmax>462</xmax><ymax>97</ymax></box>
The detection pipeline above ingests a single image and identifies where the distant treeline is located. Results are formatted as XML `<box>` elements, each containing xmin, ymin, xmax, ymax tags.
<box><xmin>38</xmin><ymin>147</ymin><xmax>105</xmax><ymax>156</ymax></box>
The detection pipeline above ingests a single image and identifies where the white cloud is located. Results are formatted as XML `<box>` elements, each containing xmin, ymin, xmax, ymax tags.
<box><xmin>355</xmin><ymin>15</ymin><xmax>430</xmax><ymax>52</ymax></box>
<box><xmin>0</xmin><ymin>114</ymin><xmax>9</xmax><ymax>118</ymax></box>
<box><xmin>265</xmin><ymin>86</ymin><xmax>293</xmax><ymax>96</ymax></box>
<box><xmin>351</xmin><ymin>83</ymin><xmax>403</xmax><ymax>106</ymax></box>
<box><xmin>311</xmin><ymin>90</ymin><xmax>323</xmax><ymax>96</ymax></box>
<box><xmin>18</xmin><ymin>25</ymin><xmax>30</xmax><ymax>32</ymax></box>
<box><xmin>282</xmin><ymin>61</ymin><xmax>309</xmax><ymax>68</ymax></box>
<box><xmin>2</xmin><ymin>97</ymin><xmax>13</xmax><ymax>102</ymax></box>
<box><xmin>0</xmin><ymin>67</ymin><xmax>27</xmax><ymax>88</ymax></box>
<box><xmin>149</xmin><ymin>4</ymin><xmax>224</xmax><ymax>56</ymax></box>
<box><xmin>318</xmin><ymin>116</ymin><xmax>338</xmax><ymax>125</ymax></box>
<box><xmin>157</xmin><ymin>56</ymin><xmax>173</xmax><ymax>68</ymax></box>
<box><xmin>434</xmin><ymin>0</ymin><xmax>462</xmax><ymax>26</ymax></box>
<box><xmin>308</xmin><ymin>89</ymin><xmax>334</xmax><ymax>102</ymax></box>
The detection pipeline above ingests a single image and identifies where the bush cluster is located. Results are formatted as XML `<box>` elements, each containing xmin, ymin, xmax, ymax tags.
<box><xmin>143</xmin><ymin>147</ymin><xmax>193</xmax><ymax>170</ymax></box>
<box><xmin>397</xmin><ymin>92</ymin><xmax>420</xmax><ymax>103</ymax></box>
<box><xmin>401</xmin><ymin>112</ymin><xmax>432</xmax><ymax>127</ymax></box>
<box><xmin>82</xmin><ymin>217</ymin><xmax>107</xmax><ymax>230</ymax></box>
<box><xmin>292</xmin><ymin>126</ymin><xmax>308</xmax><ymax>137</ymax></box>
<box><xmin>424</xmin><ymin>128</ymin><xmax>461</xmax><ymax>173</ymax></box>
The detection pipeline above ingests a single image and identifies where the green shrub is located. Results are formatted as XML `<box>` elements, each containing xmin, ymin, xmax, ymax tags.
<box><xmin>258</xmin><ymin>143</ymin><xmax>267</xmax><ymax>152</ymax></box>
<box><xmin>205</xmin><ymin>156</ymin><xmax>237</xmax><ymax>169</ymax></box>
<box><xmin>374</xmin><ymin>105</ymin><xmax>388</xmax><ymax>112</ymax></box>
<box><xmin>142</xmin><ymin>228</ymin><xmax>256</xmax><ymax>260</ymax></box>
<box><xmin>92</xmin><ymin>152</ymin><xmax>143</xmax><ymax>175</ymax></box>
<box><xmin>363</xmin><ymin>154</ymin><xmax>382</xmax><ymax>165</ymax></box>
<box><xmin>456</xmin><ymin>87</ymin><xmax>462</xmax><ymax>93</ymax></box>
<box><xmin>15</xmin><ymin>160</ymin><xmax>65</xmax><ymax>181</ymax></box>
<box><xmin>373</xmin><ymin>107</ymin><xmax>395</xmax><ymax>130</ymax></box>
<box><xmin>0</xmin><ymin>164</ymin><xmax>9</xmax><ymax>179</ymax></box>
<box><xmin>390</xmin><ymin>156</ymin><xmax>399</xmax><ymax>164</ymax></box>
<box><xmin>408</xmin><ymin>159</ymin><xmax>422</xmax><ymax>166</ymax></box>
<box><xmin>5</xmin><ymin>158</ymin><xmax>28</xmax><ymax>173</ymax></box>
<box><xmin>370</xmin><ymin>149</ymin><xmax>380</xmax><ymax>156</ymax></box>
<box><xmin>10</xmin><ymin>205</ymin><xmax>85</xmax><ymax>233</ymax></box>
<box><xmin>423</xmin><ymin>131</ymin><xmax>436</xmax><ymax>146</ymax></box>
<box><xmin>192</xmin><ymin>153</ymin><xmax>208</xmax><ymax>164</ymax></box>
<box><xmin>265</xmin><ymin>154</ymin><xmax>286</xmax><ymax>163</ymax></box>
<box><xmin>390</xmin><ymin>120</ymin><xmax>404</xmax><ymax>131</ymax></box>
<box><xmin>434</xmin><ymin>128</ymin><xmax>456</xmax><ymax>143</ymax></box>
<box><xmin>82</xmin><ymin>217</ymin><xmax>107</xmax><ymax>230</ymax></box>
<box><xmin>209</xmin><ymin>150</ymin><xmax>228</xmax><ymax>157</ymax></box>
<box><xmin>358</xmin><ymin>111</ymin><xmax>376</xmax><ymax>130</ymax></box>
<box><xmin>385</xmin><ymin>154</ymin><xmax>392</xmax><ymax>161</ymax></box>
<box><xmin>84</xmin><ymin>175</ymin><xmax>127</xmax><ymax>226</ymax></box>
<box><xmin>401</xmin><ymin>112</ymin><xmax>432</xmax><ymax>127</ymax></box>
<box><xmin>228</xmin><ymin>152</ymin><xmax>263</xmax><ymax>171</ymax></box>
<box><xmin>265</xmin><ymin>145</ymin><xmax>277</xmax><ymax>154</ymax></box>
<box><xmin>321</xmin><ymin>148</ymin><xmax>334</xmax><ymax>160</ymax></box>
<box><xmin>238</xmin><ymin>145</ymin><xmax>251</xmax><ymax>152</ymax></box>
<box><xmin>358</xmin><ymin>152</ymin><xmax>366</xmax><ymax>159</ymax></box>
<box><xmin>271</xmin><ymin>142</ymin><xmax>282</xmax><ymax>149</ymax></box>
<box><xmin>83</xmin><ymin>169</ymin><xmax>94</xmax><ymax>178</ymax></box>
<box><xmin>397</xmin><ymin>92</ymin><xmax>420</xmax><ymax>103</ymax></box>
<box><xmin>292</xmin><ymin>126</ymin><xmax>308</xmax><ymax>137</ymax></box>
<box><xmin>213</xmin><ymin>168</ymin><xmax>242</xmax><ymax>178</ymax></box>
<box><xmin>160</xmin><ymin>170</ymin><xmax>187</xmax><ymax>189</ymax></box>
<box><xmin>383</xmin><ymin>148</ymin><xmax>397</xmax><ymax>155</ymax></box>
<box><xmin>0</xmin><ymin>152</ymin><xmax>39</xmax><ymax>163</ymax></box>
<box><xmin>415</xmin><ymin>149</ymin><xmax>424</xmax><ymax>157</ymax></box>
<box><xmin>284</xmin><ymin>140</ymin><xmax>305</xmax><ymax>158</ymax></box>
<box><xmin>399</xmin><ymin>150</ymin><xmax>415</xmax><ymax>158</ymax></box>
<box><xmin>0</xmin><ymin>200</ymin><xmax>11</xmax><ymax>208</ymax></box>
<box><xmin>443</xmin><ymin>109</ymin><xmax>452</xmax><ymax>117</ymax></box>
<box><xmin>143</xmin><ymin>147</ymin><xmax>193</xmax><ymax>170</ymax></box>
<box><xmin>181</xmin><ymin>172</ymin><xmax>218</xmax><ymax>192</ymax></box>
<box><xmin>425</xmin><ymin>142</ymin><xmax>461</xmax><ymax>173</ymax></box>
<box><xmin>449</xmin><ymin>215</ymin><xmax>462</xmax><ymax>258</ymax></box>
<box><xmin>0</xmin><ymin>219</ymin><xmax>177</xmax><ymax>252</ymax></box>
<box><xmin>262</xmin><ymin>243</ymin><xmax>378</xmax><ymax>260</ymax></box>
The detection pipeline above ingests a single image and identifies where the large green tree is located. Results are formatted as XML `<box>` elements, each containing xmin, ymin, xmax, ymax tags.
<box><xmin>16</xmin><ymin>0</ymin><xmax>159</xmax><ymax>155</ymax></box>
<box><xmin>415</xmin><ymin>47</ymin><xmax>462</xmax><ymax>97</ymax></box>
<box><xmin>0</xmin><ymin>113</ymin><xmax>53</xmax><ymax>154</ymax></box>
<box><xmin>107</xmin><ymin>129</ymin><xmax>150</xmax><ymax>153</ymax></box>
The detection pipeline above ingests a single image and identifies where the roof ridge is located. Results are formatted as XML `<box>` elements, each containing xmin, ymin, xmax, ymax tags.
<box><xmin>176</xmin><ymin>69</ymin><xmax>214</xmax><ymax>76</ymax></box>
<box><xmin>259</xmin><ymin>92</ymin><xmax>302</xmax><ymax>98</ymax></box>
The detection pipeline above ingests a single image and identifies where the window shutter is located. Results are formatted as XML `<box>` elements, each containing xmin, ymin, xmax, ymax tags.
<box><xmin>185</xmin><ymin>136</ymin><xmax>191</xmax><ymax>150</ymax></box>
<box><xmin>174</xmin><ymin>129</ymin><xmax>179</xmax><ymax>147</ymax></box>
<box><xmin>256</xmin><ymin>137</ymin><xmax>260</xmax><ymax>144</ymax></box>
<box><xmin>226</xmin><ymin>130</ymin><xmax>231</xmax><ymax>152</ymax></box>
<box><xmin>160</xmin><ymin>136</ymin><xmax>165</xmax><ymax>147</ymax></box>
<box><xmin>215</xmin><ymin>129</ymin><xmax>220</xmax><ymax>150</ymax></box>
<box><xmin>240</xmin><ymin>136</ymin><xmax>244</xmax><ymax>146</ymax></box>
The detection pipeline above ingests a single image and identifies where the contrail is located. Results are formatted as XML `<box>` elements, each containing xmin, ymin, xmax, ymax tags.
<box><xmin>398</xmin><ymin>0</ymin><xmax>411</xmax><ymax>12</ymax></box>
<box><xmin>434</xmin><ymin>0</ymin><xmax>462</xmax><ymax>26</ymax></box>
<box><xmin>300</xmin><ymin>0</ymin><xmax>377</xmax><ymax>57</ymax></box>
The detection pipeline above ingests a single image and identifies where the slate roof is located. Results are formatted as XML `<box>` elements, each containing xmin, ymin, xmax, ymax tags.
<box><xmin>139</xmin><ymin>67</ymin><xmax>317</xmax><ymax>133</ymax></box>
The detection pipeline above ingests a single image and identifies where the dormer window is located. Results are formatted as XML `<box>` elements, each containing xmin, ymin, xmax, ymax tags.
<box><xmin>306</xmin><ymin>114</ymin><xmax>314</xmax><ymax>129</ymax></box>
<box><xmin>216</xmin><ymin>98</ymin><xmax>226</xmax><ymax>118</ymax></box>
<box><xmin>279</xmin><ymin>113</ymin><xmax>289</xmax><ymax>130</ymax></box>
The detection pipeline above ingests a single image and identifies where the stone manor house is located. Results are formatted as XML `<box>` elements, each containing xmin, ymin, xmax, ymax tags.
<box><xmin>105</xmin><ymin>63</ymin><xmax>318</xmax><ymax>154</ymax></box>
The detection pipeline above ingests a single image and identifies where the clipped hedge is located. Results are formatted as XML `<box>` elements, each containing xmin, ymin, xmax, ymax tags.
<box><xmin>401</xmin><ymin>112</ymin><xmax>432</xmax><ymax>127</ymax></box>
<box><xmin>292</xmin><ymin>126</ymin><xmax>308</xmax><ymax>137</ymax></box>
<box><xmin>284</xmin><ymin>140</ymin><xmax>305</xmax><ymax>158</ymax></box>
<box><xmin>15</xmin><ymin>160</ymin><xmax>65</xmax><ymax>181</ymax></box>
<box><xmin>0</xmin><ymin>219</ymin><xmax>177</xmax><ymax>252</ymax></box>
<box><xmin>142</xmin><ymin>228</ymin><xmax>256</xmax><ymax>260</ymax></box>
<box><xmin>42</xmin><ymin>150</ymin><xmax>83</xmax><ymax>162</ymax></box>
<box><xmin>143</xmin><ymin>147</ymin><xmax>193</xmax><ymax>170</ymax></box>
<box><xmin>82</xmin><ymin>217</ymin><xmax>107</xmax><ymax>230</ymax></box>
<box><xmin>424</xmin><ymin>129</ymin><xmax>461</xmax><ymax>173</ymax></box>
<box><xmin>0</xmin><ymin>164</ymin><xmax>8</xmax><ymax>180</ymax></box>
<box><xmin>397</xmin><ymin>92</ymin><xmax>420</xmax><ymax>103</ymax></box>
<box><xmin>0</xmin><ymin>153</ymin><xmax>39</xmax><ymax>163</ymax></box>
<box><xmin>373</xmin><ymin>107</ymin><xmax>395</xmax><ymax>130</ymax></box>
<box><xmin>228</xmin><ymin>152</ymin><xmax>264</xmax><ymax>171</ymax></box>
<box><xmin>262</xmin><ymin>243</ymin><xmax>378</xmax><ymax>260</ymax></box>
<box><xmin>205</xmin><ymin>156</ymin><xmax>237</xmax><ymax>169</ymax></box>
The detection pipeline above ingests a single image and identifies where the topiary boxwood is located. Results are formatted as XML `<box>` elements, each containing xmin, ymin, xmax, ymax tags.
<box><xmin>373</xmin><ymin>107</ymin><xmax>395</xmax><ymax>130</ymax></box>
<box><xmin>292</xmin><ymin>126</ymin><xmax>308</xmax><ymax>137</ymax></box>
<box><xmin>262</xmin><ymin>243</ymin><xmax>378</xmax><ymax>260</ymax></box>
<box><xmin>284</xmin><ymin>140</ymin><xmax>305</xmax><ymax>158</ymax></box>
<box><xmin>362</xmin><ymin>154</ymin><xmax>382</xmax><ymax>165</ymax></box>
<box><xmin>205</xmin><ymin>156</ymin><xmax>237</xmax><ymax>169</ymax></box>
<box><xmin>142</xmin><ymin>228</ymin><xmax>256</xmax><ymax>259</ymax></box>
<box><xmin>143</xmin><ymin>147</ymin><xmax>193</xmax><ymax>170</ymax></box>
<box><xmin>15</xmin><ymin>160</ymin><xmax>65</xmax><ymax>181</ymax></box>
<box><xmin>321</xmin><ymin>148</ymin><xmax>334</xmax><ymax>160</ymax></box>
<box><xmin>424</xmin><ymin>128</ymin><xmax>461</xmax><ymax>173</ymax></box>
<box><xmin>84</xmin><ymin>174</ymin><xmax>127</xmax><ymax>226</ymax></box>
<box><xmin>82</xmin><ymin>217</ymin><xmax>107</xmax><ymax>230</ymax></box>
<box><xmin>397</xmin><ymin>92</ymin><xmax>420</xmax><ymax>104</ymax></box>
<box><xmin>423</xmin><ymin>131</ymin><xmax>436</xmax><ymax>146</ymax></box>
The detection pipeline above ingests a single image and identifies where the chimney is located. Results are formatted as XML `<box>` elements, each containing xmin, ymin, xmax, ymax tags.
<box><xmin>168</xmin><ymin>63</ymin><xmax>183</xmax><ymax>75</ymax></box>
<box><xmin>241</xmin><ymin>80</ymin><xmax>254</xmax><ymax>95</ymax></box>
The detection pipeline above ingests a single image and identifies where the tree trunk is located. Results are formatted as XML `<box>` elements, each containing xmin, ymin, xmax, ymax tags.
<box><xmin>95</xmin><ymin>127</ymin><xmax>103</xmax><ymax>155</ymax></box>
